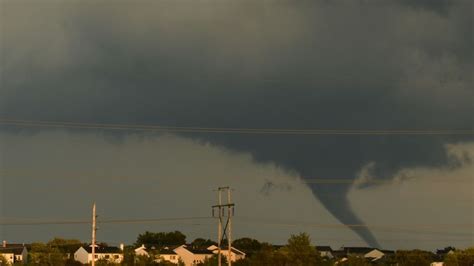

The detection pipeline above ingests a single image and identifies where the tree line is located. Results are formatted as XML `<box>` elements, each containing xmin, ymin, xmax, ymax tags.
<box><xmin>2</xmin><ymin>232</ymin><xmax>473</xmax><ymax>266</ymax></box>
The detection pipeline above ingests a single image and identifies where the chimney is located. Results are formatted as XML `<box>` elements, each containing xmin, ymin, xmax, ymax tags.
<box><xmin>120</xmin><ymin>243</ymin><xmax>124</xmax><ymax>251</ymax></box>
<box><xmin>2</xmin><ymin>240</ymin><xmax>6</xmax><ymax>248</ymax></box>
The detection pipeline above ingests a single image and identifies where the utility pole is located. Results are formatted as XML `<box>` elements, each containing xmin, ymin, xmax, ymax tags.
<box><xmin>227</xmin><ymin>189</ymin><xmax>232</xmax><ymax>266</ymax></box>
<box><xmin>91</xmin><ymin>202</ymin><xmax>97</xmax><ymax>266</ymax></box>
<box><xmin>212</xmin><ymin>187</ymin><xmax>234</xmax><ymax>266</ymax></box>
<box><xmin>218</xmin><ymin>189</ymin><xmax>222</xmax><ymax>266</ymax></box>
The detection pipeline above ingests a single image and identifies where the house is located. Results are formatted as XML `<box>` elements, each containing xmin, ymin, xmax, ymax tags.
<box><xmin>74</xmin><ymin>245</ymin><xmax>123</xmax><ymax>264</ymax></box>
<box><xmin>364</xmin><ymin>249</ymin><xmax>385</xmax><ymax>261</ymax></box>
<box><xmin>436</xmin><ymin>247</ymin><xmax>455</xmax><ymax>260</ymax></box>
<box><xmin>134</xmin><ymin>245</ymin><xmax>149</xmax><ymax>257</ymax></box>
<box><xmin>431</xmin><ymin>262</ymin><xmax>445</xmax><ymax>266</ymax></box>
<box><xmin>134</xmin><ymin>245</ymin><xmax>180</xmax><ymax>264</ymax></box>
<box><xmin>333</xmin><ymin>247</ymin><xmax>394</xmax><ymax>263</ymax></box>
<box><xmin>158</xmin><ymin>248</ymin><xmax>180</xmax><ymax>264</ymax></box>
<box><xmin>173</xmin><ymin>245</ymin><xmax>214</xmax><ymax>266</ymax></box>
<box><xmin>207</xmin><ymin>245</ymin><xmax>246</xmax><ymax>262</ymax></box>
<box><xmin>343</xmin><ymin>247</ymin><xmax>376</xmax><ymax>257</ymax></box>
<box><xmin>436</xmin><ymin>247</ymin><xmax>455</xmax><ymax>256</ymax></box>
<box><xmin>0</xmin><ymin>241</ymin><xmax>28</xmax><ymax>264</ymax></box>
<box><xmin>316</xmin><ymin>246</ymin><xmax>334</xmax><ymax>258</ymax></box>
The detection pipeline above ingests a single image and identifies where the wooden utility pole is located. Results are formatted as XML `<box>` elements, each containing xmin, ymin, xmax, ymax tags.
<box><xmin>227</xmin><ymin>189</ymin><xmax>232</xmax><ymax>266</ymax></box>
<box><xmin>218</xmin><ymin>190</ymin><xmax>222</xmax><ymax>266</ymax></box>
<box><xmin>212</xmin><ymin>187</ymin><xmax>234</xmax><ymax>266</ymax></box>
<box><xmin>91</xmin><ymin>202</ymin><xmax>97</xmax><ymax>266</ymax></box>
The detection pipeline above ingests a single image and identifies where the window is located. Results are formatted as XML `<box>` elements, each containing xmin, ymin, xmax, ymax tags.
<box><xmin>105</xmin><ymin>255</ymin><xmax>110</xmax><ymax>259</ymax></box>
<box><xmin>114</xmin><ymin>255</ymin><xmax>119</xmax><ymax>259</ymax></box>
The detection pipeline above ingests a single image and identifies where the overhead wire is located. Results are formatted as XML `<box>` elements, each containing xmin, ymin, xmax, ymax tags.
<box><xmin>1</xmin><ymin>119</ymin><xmax>473</xmax><ymax>135</ymax></box>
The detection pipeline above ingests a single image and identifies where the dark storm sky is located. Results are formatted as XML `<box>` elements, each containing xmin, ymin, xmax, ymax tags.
<box><xmin>0</xmin><ymin>0</ymin><xmax>472</xmax><ymax>248</ymax></box>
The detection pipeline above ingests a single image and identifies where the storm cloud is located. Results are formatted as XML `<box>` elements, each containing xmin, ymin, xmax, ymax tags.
<box><xmin>1</xmin><ymin>0</ymin><xmax>472</xmax><ymax>247</ymax></box>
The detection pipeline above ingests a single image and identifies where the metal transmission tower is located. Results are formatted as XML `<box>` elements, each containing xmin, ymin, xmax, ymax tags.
<box><xmin>91</xmin><ymin>202</ymin><xmax>97</xmax><ymax>266</ymax></box>
<box><xmin>212</xmin><ymin>187</ymin><xmax>235</xmax><ymax>266</ymax></box>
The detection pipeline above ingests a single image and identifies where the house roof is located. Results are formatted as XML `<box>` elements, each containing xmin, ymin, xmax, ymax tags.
<box><xmin>316</xmin><ymin>246</ymin><xmax>333</xmax><ymax>252</ymax></box>
<box><xmin>179</xmin><ymin>246</ymin><xmax>214</xmax><ymax>255</ymax></box>
<box><xmin>3</xmin><ymin>244</ymin><xmax>28</xmax><ymax>249</ymax></box>
<box><xmin>81</xmin><ymin>246</ymin><xmax>122</xmax><ymax>254</ymax></box>
<box><xmin>381</xmin><ymin>250</ymin><xmax>395</xmax><ymax>255</ymax></box>
<box><xmin>343</xmin><ymin>247</ymin><xmax>376</xmax><ymax>254</ymax></box>
<box><xmin>159</xmin><ymin>249</ymin><xmax>178</xmax><ymax>255</ymax></box>
<box><xmin>436</xmin><ymin>247</ymin><xmax>456</xmax><ymax>255</ymax></box>
<box><xmin>0</xmin><ymin>247</ymin><xmax>25</xmax><ymax>255</ymax></box>
<box><xmin>208</xmin><ymin>246</ymin><xmax>245</xmax><ymax>255</ymax></box>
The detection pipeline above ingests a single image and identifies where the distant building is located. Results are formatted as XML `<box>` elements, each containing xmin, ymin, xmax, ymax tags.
<box><xmin>207</xmin><ymin>245</ymin><xmax>246</xmax><ymax>262</ymax></box>
<box><xmin>173</xmin><ymin>245</ymin><xmax>214</xmax><ymax>266</ymax></box>
<box><xmin>316</xmin><ymin>246</ymin><xmax>334</xmax><ymax>258</ymax></box>
<box><xmin>436</xmin><ymin>247</ymin><xmax>455</xmax><ymax>255</ymax></box>
<box><xmin>159</xmin><ymin>248</ymin><xmax>180</xmax><ymax>264</ymax></box>
<box><xmin>364</xmin><ymin>249</ymin><xmax>385</xmax><ymax>261</ymax></box>
<box><xmin>333</xmin><ymin>247</ymin><xmax>395</xmax><ymax>263</ymax></box>
<box><xmin>343</xmin><ymin>247</ymin><xmax>376</xmax><ymax>257</ymax></box>
<box><xmin>0</xmin><ymin>241</ymin><xmax>28</xmax><ymax>264</ymax></box>
<box><xmin>74</xmin><ymin>245</ymin><xmax>123</xmax><ymax>264</ymax></box>
<box><xmin>134</xmin><ymin>245</ymin><xmax>180</xmax><ymax>264</ymax></box>
<box><xmin>134</xmin><ymin>244</ymin><xmax>149</xmax><ymax>257</ymax></box>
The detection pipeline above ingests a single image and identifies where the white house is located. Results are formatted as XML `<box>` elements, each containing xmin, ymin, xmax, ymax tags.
<box><xmin>341</xmin><ymin>247</ymin><xmax>393</xmax><ymax>261</ymax></box>
<box><xmin>134</xmin><ymin>245</ymin><xmax>149</xmax><ymax>257</ymax></box>
<box><xmin>316</xmin><ymin>246</ymin><xmax>334</xmax><ymax>259</ymax></box>
<box><xmin>207</xmin><ymin>245</ymin><xmax>246</xmax><ymax>262</ymax></box>
<box><xmin>173</xmin><ymin>245</ymin><xmax>214</xmax><ymax>266</ymax></box>
<box><xmin>158</xmin><ymin>248</ymin><xmax>180</xmax><ymax>264</ymax></box>
<box><xmin>0</xmin><ymin>241</ymin><xmax>28</xmax><ymax>264</ymax></box>
<box><xmin>364</xmin><ymin>249</ymin><xmax>385</xmax><ymax>261</ymax></box>
<box><xmin>134</xmin><ymin>245</ymin><xmax>180</xmax><ymax>264</ymax></box>
<box><xmin>74</xmin><ymin>245</ymin><xmax>124</xmax><ymax>264</ymax></box>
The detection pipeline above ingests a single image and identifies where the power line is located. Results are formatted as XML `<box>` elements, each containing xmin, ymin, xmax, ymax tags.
<box><xmin>1</xmin><ymin>170</ymin><xmax>472</xmax><ymax>185</ymax></box>
<box><xmin>233</xmin><ymin>218</ymin><xmax>473</xmax><ymax>237</ymax></box>
<box><xmin>1</xmin><ymin>217</ymin><xmax>471</xmax><ymax>234</ymax></box>
<box><xmin>0</xmin><ymin>217</ymin><xmax>214</xmax><ymax>226</ymax></box>
<box><xmin>1</xmin><ymin>119</ymin><xmax>473</xmax><ymax>135</ymax></box>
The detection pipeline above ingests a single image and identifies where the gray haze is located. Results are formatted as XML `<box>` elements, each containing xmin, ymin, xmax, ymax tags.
<box><xmin>1</xmin><ymin>0</ymin><xmax>473</xmax><ymax>247</ymax></box>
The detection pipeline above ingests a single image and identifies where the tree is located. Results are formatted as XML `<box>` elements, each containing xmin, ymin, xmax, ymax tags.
<box><xmin>198</xmin><ymin>255</ymin><xmax>227</xmax><ymax>266</ymax></box>
<box><xmin>395</xmin><ymin>249</ymin><xmax>434</xmax><ymax>266</ymax></box>
<box><xmin>444</xmin><ymin>248</ymin><xmax>474</xmax><ymax>266</ymax></box>
<box><xmin>121</xmin><ymin>245</ymin><xmax>137</xmax><ymax>266</ymax></box>
<box><xmin>135</xmin><ymin>231</ymin><xmax>186</xmax><ymax>249</ymax></box>
<box><xmin>190</xmin><ymin>238</ymin><xmax>217</xmax><ymax>249</ymax></box>
<box><xmin>283</xmin><ymin>233</ymin><xmax>321</xmax><ymax>266</ymax></box>
<box><xmin>338</xmin><ymin>256</ymin><xmax>371</xmax><ymax>266</ymax></box>
<box><xmin>134</xmin><ymin>254</ymin><xmax>157</xmax><ymax>266</ymax></box>
<box><xmin>244</xmin><ymin>242</ymin><xmax>288</xmax><ymax>266</ymax></box>
<box><xmin>28</xmin><ymin>242</ymin><xmax>67</xmax><ymax>265</ymax></box>
<box><xmin>245</xmin><ymin>243</ymin><xmax>276</xmax><ymax>266</ymax></box>
<box><xmin>232</xmin><ymin>238</ymin><xmax>262</xmax><ymax>257</ymax></box>
<box><xmin>0</xmin><ymin>255</ymin><xmax>8</xmax><ymax>265</ymax></box>
<box><xmin>47</xmin><ymin>238</ymin><xmax>83</xmax><ymax>254</ymax></box>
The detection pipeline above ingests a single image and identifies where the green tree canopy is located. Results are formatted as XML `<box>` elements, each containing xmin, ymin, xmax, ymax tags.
<box><xmin>135</xmin><ymin>231</ymin><xmax>186</xmax><ymax>249</ymax></box>
<box><xmin>28</xmin><ymin>242</ymin><xmax>67</xmax><ymax>266</ymax></box>
<box><xmin>282</xmin><ymin>233</ymin><xmax>321</xmax><ymax>266</ymax></box>
<box><xmin>190</xmin><ymin>238</ymin><xmax>217</xmax><ymax>249</ymax></box>
<box><xmin>232</xmin><ymin>238</ymin><xmax>262</xmax><ymax>257</ymax></box>
<box><xmin>444</xmin><ymin>247</ymin><xmax>474</xmax><ymax>266</ymax></box>
<box><xmin>395</xmin><ymin>249</ymin><xmax>435</xmax><ymax>266</ymax></box>
<box><xmin>47</xmin><ymin>238</ymin><xmax>83</xmax><ymax>254</ymax></box>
